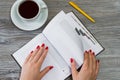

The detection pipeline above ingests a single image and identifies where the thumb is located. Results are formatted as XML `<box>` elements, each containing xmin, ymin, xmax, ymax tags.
<box><xmin>40</xmin><ymin>66</ymin><xmax>54</xmax><ymax>78</ymax></box>
<box><xmin>70</xmin><ymin>58</ymin><xmax>78</xmax><ymax>80</ymax></box>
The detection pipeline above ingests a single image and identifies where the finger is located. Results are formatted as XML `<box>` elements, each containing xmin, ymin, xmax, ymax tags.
<box><xmin>24</xmin><ymin>51</ymin><xmax>33</xmax><ymax>64</ymax></box>
<box><xmin>38</xmin><ymin>46</ymin><xmax>48</xmax><ymax>67</ymax></box>
<box><xmin>33</xmin><ymin>43</ymin><xmax>45</xmax><ymax>63</ymax></box>
<box><xmin>70</xmin><ymin>58</ymin><xmax>78</xmax><ymax>80</ymax></box>
<box><xmin>40</xmin><ymin>66</ymin><xmax>54</xmax><ymax>78</ymax></box>
<box><xmin>89</xmin><ymin>50</ymin><xmax>93</xmax><ymax>70</ymax></box>
<box><xmin>83</xmin><ymin>51</ymin><xmax>89</xmax><ymax>67</ymax></box>
<box><xmin>96</xmin><ymin>60</ymin><xmax>100</xmax><ymax>76</ymax></box>
<box><xmin>92</xmin><ymin>52</ymin><xmax>96</xmax><ymax>72</ymax></box>
<box><xmin>29</xmin><ymin>45</ymin><xmax>40</xmax><ymax>62</ymax></box>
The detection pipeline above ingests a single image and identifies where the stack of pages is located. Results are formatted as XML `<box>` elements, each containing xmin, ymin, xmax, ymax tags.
<box><xmin>12</xmin><ymin>11</ymin><xmax>104</xmax><ymax>80</ymax></box>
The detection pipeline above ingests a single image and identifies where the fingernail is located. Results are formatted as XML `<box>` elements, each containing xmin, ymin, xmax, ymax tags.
<box><xmin>41</xmin><ymin>43</ymin><xmax>45</xmax><ymax>47</ymax></box>
<box><xmin>30</xmin><ymin>51</ymin><xmax>33</xmax><ymax>53</ymax></box>
<box><xmin>85</xmin><ymin>51</ymin><xmax>88</xmax><ymax>53</ymax></box>
<box><xmin>45</xmin><ymin>46</ymin><xmax>48</xmax><ymax>50</ymax></box>
<box><xmin>36</xmin><ymin>45</ymin><xmax>40</xmax><ymax>49</ymax></box>
<box><xmin>93</xmin><ymin>52</ymin><xmax>95</xmax><ymax>55</ymax></box>
<box><xmin>98</xmin><ymin>60</ymin><xmax>100</xmax><ymax>63</ymax></box>
<box><xmin>49</xmin><ymin>66</ymin><xmax>54</xmax><ymax>70</ymax></box>
<box><xmin>90</xmin><ymin>49</ymin><xmax>92</xmax><ymax>52</ymax></box>
<box><xmin>70</xmin><ymin>58</ymin><xmax>74</xmax><ymax>63</ymax></box>
<box><xmin>30</xmin><ymin>51</ymin><xmax>33</xmax><ymax>55</ymax></box>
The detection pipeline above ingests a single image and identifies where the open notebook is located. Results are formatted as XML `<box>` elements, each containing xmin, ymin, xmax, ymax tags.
<box><xmin>12</xmin><ymin>11</ymin><xmax>104</xmax><ymax>80</ymax></box>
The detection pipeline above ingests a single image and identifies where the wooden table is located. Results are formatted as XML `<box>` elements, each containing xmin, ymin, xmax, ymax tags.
<box><xmin>0</xmin><ymin>0</ymin><xmax>120</xmax><ymax>80</ymax></box>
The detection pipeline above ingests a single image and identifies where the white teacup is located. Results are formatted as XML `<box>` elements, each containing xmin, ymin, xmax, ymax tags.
<box><xmin>16</xmin><ymin>0</ymin><xmax>45</xmax><ymax>21</ymax></box>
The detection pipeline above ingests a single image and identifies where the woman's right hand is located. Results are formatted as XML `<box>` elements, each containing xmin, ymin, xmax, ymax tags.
<box><xmin>70</xmin><ymin>50</ymin><xmax>100</xmax><ymax>80</ymax></box>
<box><xmin>20</xmin><ymin>44</ymin><xmax>53</xmax><ymax>80</ymax></box>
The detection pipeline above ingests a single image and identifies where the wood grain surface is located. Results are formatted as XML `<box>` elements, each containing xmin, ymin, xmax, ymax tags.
<box><xmin>0</xmin><ymin>0</ymin><xmax>120</xmax><ymax>80</ymax></box>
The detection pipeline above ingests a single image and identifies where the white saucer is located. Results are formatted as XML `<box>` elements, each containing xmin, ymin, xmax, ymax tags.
<box><xmin>11</xmin><ymin>0</ymin><xmax>48</xmax><ymax>31</ymax></box>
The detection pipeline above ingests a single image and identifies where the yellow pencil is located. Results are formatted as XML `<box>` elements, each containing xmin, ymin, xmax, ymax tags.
<box><xmin>69</xmin><ymin>1</ymin><xmax>95</xmax><ymax>23</ymax></box>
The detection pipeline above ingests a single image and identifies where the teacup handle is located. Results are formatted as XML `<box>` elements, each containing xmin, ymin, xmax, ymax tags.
<box><xmin>41</xmin><ymin>4</ymin><xmax>47</xmax><ymax>9</ymax></box>
<box><xmin>40</xmin><ymin>1</ymin><xmax>47</xmax><ymax>9</ymax></box>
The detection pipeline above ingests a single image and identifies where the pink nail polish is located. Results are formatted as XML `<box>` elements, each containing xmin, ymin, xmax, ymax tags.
<box><xmin>36</xmin><ymin>45</ymin><xmax>40</xmax><ymax>49</ymax></box>
<box><xmin>49</xmin><ymin>66</ymin><xmax>54</xmax><ymax>70</ymax></box>
<box><xmin>70</xmin><ymin>58</ymin><xmax>74</xmax><ymax>63</ymax></box>
<box><xmin>41</xmin><ymin>43</ymin><xmax>45</xmax><ymax>47</ymax></box>
<box><xmin>45</xmin><ymin>46</ymin><xmax>48</xmax><ymax>50</ymax></box>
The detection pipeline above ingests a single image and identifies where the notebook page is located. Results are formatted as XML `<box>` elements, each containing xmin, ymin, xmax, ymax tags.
<box><xmin>12</xmin><ymin>33</ymin><xmax>67</xmax><ymax>80</ymax></box>
<box><xmin>66</xmin><ymin>12</ymin><xmax>104</xmax><ymax>55</ymax></box>
<box><xmin>43</xmin><ymin>11</ymin><xmax>84</xmax><ymax>71</ymax></box>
